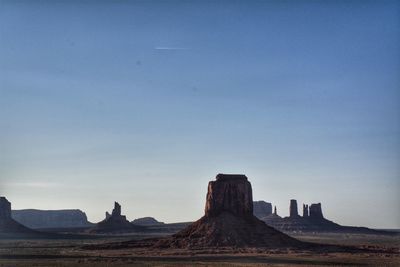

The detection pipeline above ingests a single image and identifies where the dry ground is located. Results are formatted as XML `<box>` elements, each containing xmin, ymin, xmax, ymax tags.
<box><xmin>0</xmin><ymin>233</ymin><xmax>398</xmax><ymax>266</ymax></box>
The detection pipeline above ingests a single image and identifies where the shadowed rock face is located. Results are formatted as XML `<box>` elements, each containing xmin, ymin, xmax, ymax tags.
<box><xmin>152</xmin><ymin>174</ymin><xmax>302</xmax><ymax>249</ymax></box>
<box><xmin>253</xmin><ymin>201</ymin><xmax>272</xmax><ymax>219</ymax></box>
<box><xmin>89</xmin><ymin>202</ymin><xmax>143</xmax><ymax>234</ymax></box>
<box><xmin>98</xmin><ymin>202</ymin><xmax>131</xmax><ymax>227</ymax></box>
<box><xmin>0</xmin><ymin>197</ymin><xmax>11</xmax><ymax>219</ymax></box>
<box><xmin>309</xmin><ymin>203</ymin><xmax>324</xmax><ymax>220</ymax></box>
<box><xmin>205</xmin><ymin>174</ymin><xmax>253</xmax><ymax>218</ymax></box>
<box><xmin>12</xmin><ymin>209</ymin><xmax>92</xmax><ymax>229</ymax></box>
<box><xmin>132</xmin><ymin>217</ymin><xmax>164</xmax><ymax>226</ymax></box>
<box><xmin>290</xmin><ymin>199</ymin><xmax>299</xmax><ymax>217</ymax></box>
<box><xmin>0</xmin><ymin>197</ymin><xmax>41</xmax><ymax>237</ymax></box>
<box><xmin>303</xmin><ymin>204</ymin><xmax>309</xmax><ymax>218</ymax></box>
<box><xmin>111</xmin><ymin>202</ymin><xmax>121</xmax><ymax>216</ymax></box>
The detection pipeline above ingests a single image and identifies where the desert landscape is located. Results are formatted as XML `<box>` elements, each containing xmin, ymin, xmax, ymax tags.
<box><xmin>1</xmin><ymin>174</ymin><xmax>399</xmax><ymax>266</ymax></box>
<box><xmin>1</xmin><ymin>1</ymin><xmax>399</xmax><ymax>266</ymax></box>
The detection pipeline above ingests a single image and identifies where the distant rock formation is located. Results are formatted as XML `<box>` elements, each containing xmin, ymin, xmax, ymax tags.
<box><xmin>309</xmin><ymin>203</ymin><xmax>323</xmax><ymax>220</ymax></box>
<box><xmin>289</xmin><ymin>199</ymin><xmax>299</xmax><ymax>217</ymax></box>
<box><xmin>132</xmin><ymin>217</ymin><xmax>164</xmax><ymax>226</ymax></box>
<box><xmin>260</xmin><ymin>200</ymin><xmax>393</xmax><ymax>235</ymax></box>
<box><xmin>262</xmin><ymin>205</ymin><xmax>283</xmax><ymax>226</ymax></box>
<box><xmin>89</xmin><ymin>202</ymin><xmax>144</xmax><ymax>234</ymax></box>
<box><xmin>112</xmin><ymin>202</ymin><xmax>122</xmax><ymax>216</ymax></box>
<box><xmin>152</xmin><ymin>174</ymin><xmax>302</xmax><ymax>248</ymax></box>
<box><xmin>0</xmin><ymin>197</ymin><xmax>42</xmax><ymax>238</ymax></box>
<box><xmin>0</xmin><ymin>197</ymin><xmax>11</xmax><ymax>218</ymax></box>
<box><xmin>12</xmin><ymin>209</ymin><xmax>93</xmax><ymax>229</ymax></box>
<box><xmin>302</xmin><ymin>204</ymin><xmax>309</xmax><ymax>218</ymax></box>
<box><xmin>253</xmin><ymin>201</ymin><xmax>272</xmax><ymax>219</ymax></box>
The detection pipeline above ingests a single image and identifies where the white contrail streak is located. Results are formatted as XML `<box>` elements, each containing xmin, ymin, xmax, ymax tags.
<box><xmin>154</xmin><ymin>46</ymin><xmax>189</xmax><ymax>50</ymax></box>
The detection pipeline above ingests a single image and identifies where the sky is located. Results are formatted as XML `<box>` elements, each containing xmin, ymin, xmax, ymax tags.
<box><xmin>0</xmin><ymin>0</ymin><xmax>399</xmax><ymax>228</ymax></box>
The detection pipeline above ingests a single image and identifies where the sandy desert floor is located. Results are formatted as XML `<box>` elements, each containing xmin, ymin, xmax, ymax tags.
<box><xmin>0</xmin><ymin>233</ymin><xmax>399</xmax><ymax>266</ymax></box>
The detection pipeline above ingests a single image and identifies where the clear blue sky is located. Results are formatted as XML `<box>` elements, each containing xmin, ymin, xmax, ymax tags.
<box><xmin>1</xmin><ymin>0</ymin><xmax>399</xmax><ymax>228</ymax></box>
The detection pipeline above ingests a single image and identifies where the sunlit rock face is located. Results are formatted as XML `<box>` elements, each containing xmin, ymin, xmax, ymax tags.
<box><xmin>205</xmin><ymin>174</ymin><xmax>253</xmax><ymax>218</ymax></box>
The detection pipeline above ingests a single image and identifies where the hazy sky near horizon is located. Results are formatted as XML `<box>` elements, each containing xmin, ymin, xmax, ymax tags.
<box><xmin>1</xmin><ymin>1</ymin><xmax>399</xmax><ymax>228</ymax></box>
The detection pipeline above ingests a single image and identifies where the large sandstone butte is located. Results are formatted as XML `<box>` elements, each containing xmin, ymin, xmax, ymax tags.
<box><xmin>154</xmin><ymin>174</ymin><xmax>302</xmax><ymax>248</ymax></box>
<box><xmin>205</xmin><ymin>174</ymin><xmax>253</xmax><ymax>217</ymax></box>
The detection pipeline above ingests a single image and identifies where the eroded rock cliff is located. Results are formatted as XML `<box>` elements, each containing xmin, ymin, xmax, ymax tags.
<box><xmin>12</xmin><ymin>209</ymin><xmax>92</xmax><ymax>229</ymax></box>
<box><xmin>153</xmin><ymin>174</ymin><xmax>302</xmax><ymax>248</ymax></box>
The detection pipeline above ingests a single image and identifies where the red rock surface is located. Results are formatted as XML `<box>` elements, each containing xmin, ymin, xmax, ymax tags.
<box><xmin>205</xmin><ymin>174</ymin><xmax>253</xmax><ymax>218</ymax></box>
<box><xmin>152</xmin><ymin>174</ymin><xmax>302</xmax><ymax>248</ymax></box>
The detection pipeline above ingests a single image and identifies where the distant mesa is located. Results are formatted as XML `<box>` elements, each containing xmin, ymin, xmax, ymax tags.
<box><xmin>260</xmin><ymin>205</ymin><xmax>283</xmax><ymax>226</ymax></box>
<box><xmin>12</xmin><ymin>209</ymin><xmax>93</xmax><ymax>229</ymax></box>
<box><xmin>89</xmin><ymin>202</ymin><xmax>144</xmax><ymax>234</ymax></box>
<box><xmin>132</xmin><ymin>217</ymin><xmax>164</xmax><ymax>226</ymax></box>
<box><xmin>253</xmin><ymin>200</ymin><xmax>272</xmax><ymax>219</ymax></box>
<box><xmin>150</xmin><ymin>174</ymin><xmax>303</xmax><ymax>248</ymax></box>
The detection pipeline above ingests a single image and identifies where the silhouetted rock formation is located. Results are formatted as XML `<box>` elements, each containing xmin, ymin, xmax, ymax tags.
<box><xmin>302</xmin><ymin>204</ymin><xmax>309</xmax><ymax>218</ymax></box>
<box><xmin>151</xmin><ymin>174</ymin><xmax>302</xmax><ymax>248</ymax></box>
<box><xmin>0</xmin><ymin>197</ymin><xmax>11</xmax><ymax>219</ymax></box>
<box><xmin>253</xmin><ymin>201</ymin><xmax>272</xmax><ymax>219</ymax></box>
<box><xmin>12</xmin><ymin>209</ymin><xmax>93</xmax><ymax>229</ymax></box>
<box><xmin>89</xmin><ymin>202</ymin><xmax>144</xmax><ymax>234</ymax></box>
<box><xmin>260</xmin><ymin>200</ymin><xmax>393</xmax><ymax>235</ymax></box>
<box><xmin>132</xmin><ymin>217</ymin><xmax>164</xmax><ymax>226</ymax></box>
<box><xmin>112</xmin><ymin>202</ymin><xmax>121</xmax><ymax>216</ymax></box>
<box><xmin>289</xmin><ymin>199</ymin><xmax>299</xmax><ymax>217</ymax></box>
<box><xmin>0</xmin><ymin>197</ymin><xmax>42</xmax><ymax>238</ymax></box>
<box><xmin>262</xmin><ymin>205</ymin><xmax>283</xmax><ymax>226</ymax></box>
<box><xmin>309</xmin><ymin>203</ymin><xmax>323</xmax><ymax>220</ymax></box>
<box><xmin>205</xmin><ymin>174</ymin><xmax>253</xmax><ymax>218</ymax></box>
